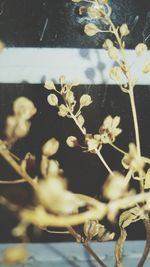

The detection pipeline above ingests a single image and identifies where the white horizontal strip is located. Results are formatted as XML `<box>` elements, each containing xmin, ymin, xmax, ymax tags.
<box><xmin>0</xmin><ymin>48</ymin><xmax>150</xmax><ymax>85</ymax></box>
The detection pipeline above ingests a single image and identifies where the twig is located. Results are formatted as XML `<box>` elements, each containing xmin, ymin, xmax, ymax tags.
<box><xmin>138</xmin><ymin>219</ymin><xmax>150</xmax><ymax>267</ymax></box>
<box><xmin>0</xmin><ymin>141</ymin><xmax>36</xmax><ymax>188</ymax></box>
<box><xmin>68</xmin><ymin>226</ymin><xmax>107</xmax><ymax>267</ymax></box>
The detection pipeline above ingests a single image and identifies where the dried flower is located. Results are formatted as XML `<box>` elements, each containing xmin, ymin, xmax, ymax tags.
<box><xmin>42</xmin><ymin>138</ymin><xmax>59</xmax><ymax>157</ymax></box>
<box><xmin>84</xmin><ymin>220</ymin><xmax>101</xmax><ymax>241</ymax></box>
<box><xmin>121</xmin><ymin>143</ymin><xmax>145</xmax><ymax>172</ymax></box>
<box><xmin>66</xmin><ymin>136</ymin><xmax>78</xmax><ymax>148</ymax></box>
<box><xmin>119</xmin><ymin>24</ymin><xmax>130</xmax><ymax>37</ymax></box>
<box><xmin>103</xmin><ymin>172</ymin><xmax>128</xmax><ymax>200</ymax></box>
<box><xmin>99</xmin><ymin>115</ymin><xmax>122</xmax><ymax>144</ymax></box>
<box><xmin>13</xmin><ymin>97</ymin><xmax>37</xmax><ymax>120</ymax></box>
<box><xmin>47</xmin><ymin>94</ymin><xmax>58</xmax><ymax>106</ymax></box>
<box><xmin>44</xmin><ymin>80</ymin><xmax>56</xmax><ymax>90</ymax></box>
<box><xmin>142</xmin><ymin>60</ymin><xmax>150</xmax><ymax>74</ymax></box>
<box><xmin>135</xmin><ymin>43</ymin><xmax>148</xmax><ymax>56</ymax></box>
<box><xmin>85</xmin><ymin>134</ymin><xmax>101</xmax><ymax>152</ymax></box>
<box><xmin>84</xmin><ymin>23</ymin><xmax>100</xmax><ymax>37</ymax></box>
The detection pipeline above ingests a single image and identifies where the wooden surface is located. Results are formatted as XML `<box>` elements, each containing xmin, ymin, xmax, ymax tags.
<box><xmin>0</xmin><ymin>241</ymin><xmax>150</xmax><ymax>266</ymax></box>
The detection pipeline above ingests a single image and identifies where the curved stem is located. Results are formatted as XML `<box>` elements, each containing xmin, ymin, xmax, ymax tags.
<box><xmin>21</xmin><ymin>194</ymin><xmax>107</xmax><ymax>227</ymax></box>
<box><xmin>0</xmin><ymin>179</ymin><xmax>26</xmax><ymax>184</ymax></box>
<box><xmin>0</xmin><ymin>141</ymin><xmax>36</xmax><ymax>188</ymax></box>
<box><xmin>110</xmin><ymin>143</ymin><xmax>127</xmax><ymax>155</ymax></box>
<box><xmin>138</xmin><ymin>220</ymin><xmax>150</xmax><ymax>267</ymax></box>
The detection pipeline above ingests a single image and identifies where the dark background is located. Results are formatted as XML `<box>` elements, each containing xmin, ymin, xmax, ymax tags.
<box><xmin>0</xmin><ymin>0</ymin><xmax>150</xmax><ymax>242</ymax></box>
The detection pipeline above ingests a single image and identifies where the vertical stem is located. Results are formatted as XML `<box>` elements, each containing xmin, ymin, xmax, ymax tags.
<box><xmin>138</xmin><ymin>220</ymin><xmax>150</xmax><ymax>267</ymax></box>
<box><xmin>129</xmin><ymin>88</ymin><xmax>141</xmax><ymax>156</ymax></box>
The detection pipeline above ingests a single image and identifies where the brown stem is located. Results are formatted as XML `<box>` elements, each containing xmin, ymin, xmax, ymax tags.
<box><xmin>138</xmin><ymin>219</ymin><xmax>150</xmax><ymax>267</ymax></box>
<box><xmin>67</xmin><ymin>226</ymin><xmax>107</xmax><ymax>267</ymax></box>
<box><xmin>83</xmin><ymin>242</ymin><xmax>107</xmax><ymax>267</ymax></box>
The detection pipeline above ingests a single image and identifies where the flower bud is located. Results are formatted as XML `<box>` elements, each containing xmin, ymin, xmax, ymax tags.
<box><xmin>84</xmin><ymin>23</ymin><xmax>100</xmax><ymax>37</ymax></box>
<box><xmin>120</xmin><ymin>24</ymin><xmax>130</xmax><ymax>37</ymax></box>
<box><xmin>47</xmin><ymin>94</ymin><xmax>58</xmax><ymax>106</ymax></box>
<box><xmin>135</xmin><ymin>43</ymin><xmax>148</xmax><ymax>56</ymax></box>
<box><xmin>42</xmin><ymin>138</ymin><xmax>59</xmax><ymax>157</ymax></box>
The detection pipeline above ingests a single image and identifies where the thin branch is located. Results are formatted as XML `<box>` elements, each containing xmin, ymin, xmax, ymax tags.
<box><xmin>0</xmin><ymin>141</ymin><xmax>36</xmax><ymax>188</ymax></box>
<box><xmin>0</xmin><ymin>178</ymin><xmax>26</xmax><ymax>184</ymax></box>
<box><xmin>68</xmin><ymin>226</ymin><xmax>107</xmax><ymax>267</ymax></box>
<box><xmin>96</xmin><ymin>149</ymin><xmax>113</xmax><ymax>175</ymax></box>
<box><xmin>138</xmin><ymin>220</ymin><xmax>150</xmax><ymax>267</ymax></box>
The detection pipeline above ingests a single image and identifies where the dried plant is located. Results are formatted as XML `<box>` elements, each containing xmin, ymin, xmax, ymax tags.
<box><xmin>0</xmin><ymin>0</ymin><xmax>150</xmax><ymax>266</ymax></box>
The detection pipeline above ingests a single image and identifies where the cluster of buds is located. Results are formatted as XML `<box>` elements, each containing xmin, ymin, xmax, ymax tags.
<box><xmin>5</xmin><ymin>97</ymin><xmax>37</xmax><ymax>144</ymax></box>
<box><xmin>66</xmin><ymin>115</ymin><xmax>122</xmax><ymax>153</ymax></box>
<box><xmin>45</xmin><ymin>76</ymin><xmax>92</xmax><ymax>135</ymax></box>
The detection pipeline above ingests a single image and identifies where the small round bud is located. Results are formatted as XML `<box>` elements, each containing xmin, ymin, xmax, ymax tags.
<box><xmin>47</xmin><ymin>94</ymin><xmax>58</xmax><ymax>106</ymax></box>
<box><xmin>42</xmin><ymin>138</ymin><xmax>59</xmax><ymax>157</ymax></box>
<box><xmin>66</xmin><ymin>136</ymin><xmax>78</xmax><ymax>148</ymax></box>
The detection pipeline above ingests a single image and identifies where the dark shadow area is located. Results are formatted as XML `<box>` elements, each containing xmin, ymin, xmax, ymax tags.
<box><xmin>0</xmin><ymin>84</ymin><xmax>149</xmax><ymax>242</ymax></box>
<box><xmin>0</xmin><ymin>0</ymin><xmax>149</xmax><ymax>48</ymax></box>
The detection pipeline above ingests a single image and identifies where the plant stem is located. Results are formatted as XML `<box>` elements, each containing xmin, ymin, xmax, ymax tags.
<box><xmin>0</xmin><ymin>178</ymin><xmax>26</xmax><ymax>184</ymax></box>
<box><xmin>96</xmin><ymin>150</ymin><xmax>113</xmax><ymax>175</ymax></box>
<box><xmin>68</xmin><ymin>226</ymin><xmax>107</xmax><ymax>267</ymax></box>
<box><xmin>129</xmin><ymin>88</ymin><xmax>141</xmax><ymax>156</ymax></box>
<box><xmin>138</xmin><ymin>220</ymin><xmax>150</xmax><ymax>267</ymax></box>
<box><xmin>110</xmin><ymin>143</ymin><xmax>126</xmax><ymax>155</ymax></box>
<box><xmin>68</xmin><ymin>108</ymin><xmax>113</xmax><ymax>175</ymax></box>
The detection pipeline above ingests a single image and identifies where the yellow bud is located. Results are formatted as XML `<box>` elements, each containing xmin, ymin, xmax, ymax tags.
<box><xmin>42</xmin><ymin>138</ymin><xmax>59</xmax><ymax>157</ymax></box>
<box><xmin>120</xmin><ymin>24</ymin><xmax>130</xmax><ymax>37</ymax></box>
<box><xmin>47</xmin><ymin>94</ymin><xmax>58</xmax><ymax>106</ymax></box>
<box><xmin>142</xmin><ymin>60</ymin><xmax>150</xmax><ymax>74</ymax></box>
<box><xmin>66</xmin><ymin>136</ymin><xmax>78</xmax><ymax>148</ymax></box>
<box><xmin>108</xmin><ymin>47</ymin><xmax>119</xmax><ymax>60</ymax></box>
<box><xmin>80</xmin><ymin>94</ymin><xmax>92</xmax><ymax>107</ymax></box>
<box><xmin>135</xmin><ymin>43</ymin><xmax>148</xmax><ymax>56</ymax></box>
<box><xmin>44</xmin><ymin>80</ymin><xmax>56</xmax><ymax>90</ymax></box>
<box><xmin>84</xmin><ymin>23</ymin><xmax>100</xmax><ymax>37</ymax></box>
<box><xmin>103</xmin><ymin>39</ymin><xmax>113</xmax><ymax>50</ymax></box>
